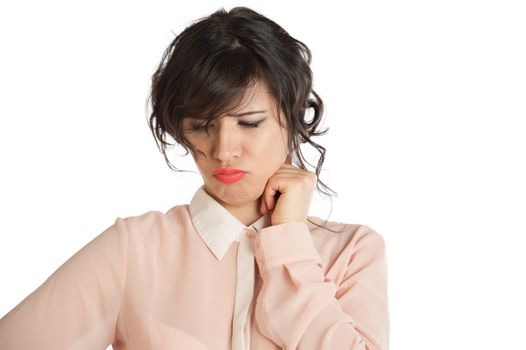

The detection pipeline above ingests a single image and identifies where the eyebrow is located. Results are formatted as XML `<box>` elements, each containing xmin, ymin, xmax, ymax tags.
<box><xmin>230</xmin><ymin>110</ymin><xmax>268</xmax><ymax>116</ymax></box>
<box><xmin>187</xmin><ymin>110</ymin><xmax>267</xmax><ymax>120</ymax></box>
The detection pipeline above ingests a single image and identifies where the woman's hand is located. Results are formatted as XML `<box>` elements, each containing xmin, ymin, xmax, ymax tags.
<box><xmin>259</xmin><ymin>154</ymin><xmax>317</xmax><ymax>226</ymax></box>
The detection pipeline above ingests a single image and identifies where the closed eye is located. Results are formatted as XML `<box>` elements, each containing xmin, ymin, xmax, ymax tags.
<box><xmin>190</xmin><ymin>119</ymin><xmax>265</xmax><ymax>132</ymax></box>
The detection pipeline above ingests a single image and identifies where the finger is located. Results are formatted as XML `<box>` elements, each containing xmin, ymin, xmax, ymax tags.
<box><xmin>259</xmin><ymin>197</ymin><xmax>264</xmax><ymax>214</ymax></box>
<box><xmin>260</xmin><ymin>196</ymin><xmax>267</xmax><ymax>214</ymax></box>
<box><xmin>272</xmin><ymin>192</ymin><xmax>281</xmax><ymax>210</ymax></box>
<box><xmin>263</xmin><ymin>181</ymin><xmax>278</xmax><ymax>211</ymax></box>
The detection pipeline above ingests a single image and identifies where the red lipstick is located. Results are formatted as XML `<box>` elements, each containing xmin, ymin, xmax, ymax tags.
<box><xmin>213</xmin><ymin>168</ymin><xmax>247</xmax><ymax>184</ymax></box>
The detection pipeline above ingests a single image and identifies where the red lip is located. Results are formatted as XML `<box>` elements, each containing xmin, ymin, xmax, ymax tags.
<box><xmin>213</xmin><ymin>168</ymin><xmax>247</xmax><ymax>176</ymax></box>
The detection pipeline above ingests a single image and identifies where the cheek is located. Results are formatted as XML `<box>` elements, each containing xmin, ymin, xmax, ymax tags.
<box><xmin>190</xmin><ymin>150</ymin><xmax>209</xmax><ymax>173</ymax></box>
<box><xmin>189</xmin><ymin>140</ymin><xmax>210</xmax><ymax>162</ymax></box>
<box><xmin>251</xmin><ymin>133</ymin><xmax>288</xmax><ymax>169</ymax></box>
<box><xmin>251</xmin><ymin>132</ymin><xmax>284</xmax><ymax>155</ymax></box>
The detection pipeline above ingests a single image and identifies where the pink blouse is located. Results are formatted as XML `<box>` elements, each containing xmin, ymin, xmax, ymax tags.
<box><xmin>0</xmin><ymin>185</ymin><xmax>389</xmax><ymax>349</ymax></box>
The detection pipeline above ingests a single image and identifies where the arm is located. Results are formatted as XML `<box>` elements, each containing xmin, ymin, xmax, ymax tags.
<box><xmin>253</xmin><ymin>221</ymin><xmax>389</xmax><ymax>350</ymax></box>
<box><xmin>0</xmin><ymin>217</ymin><xmax>128</xmax><ymax>350</ymax></box>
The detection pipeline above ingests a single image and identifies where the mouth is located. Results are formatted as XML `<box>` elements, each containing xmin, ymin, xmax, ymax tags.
<box><xmin>213</xmin><ymin>167</ymin><xmax>247</xmax><ymax>184</ymax></box>
<box><xmin>213</xmin><ymin>168</ymin><xmax>246</xmax><ymax>175</ymax></box>
<box><xmin>213</xmin><ymin>171</ymin><xmax>246</xmax><ymax>184</ymax></box>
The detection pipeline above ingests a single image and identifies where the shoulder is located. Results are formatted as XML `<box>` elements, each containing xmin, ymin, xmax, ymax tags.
<box><xmin>114</xmin><ymin>204</ymin><xmax>192</xmax><ymax>241</ymax></box>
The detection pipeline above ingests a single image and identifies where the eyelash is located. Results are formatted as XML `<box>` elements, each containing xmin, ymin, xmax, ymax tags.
<box><xmin>190</xmin><ymin>120</ymin><xmax>263</xmax><ymax>132</ymax></box>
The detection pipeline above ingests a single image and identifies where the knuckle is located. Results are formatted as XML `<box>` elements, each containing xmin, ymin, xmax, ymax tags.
<box><xmin>301</xmin><ymin>173</ymin><xmax>317</xmax><ymax>185</ymax></box>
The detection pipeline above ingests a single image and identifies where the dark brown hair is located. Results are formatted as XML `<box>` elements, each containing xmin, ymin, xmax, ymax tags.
<box><xmin>146</xmin><ymin>6</ymin><xmax>342</xmax><ymax>230</ymax></box>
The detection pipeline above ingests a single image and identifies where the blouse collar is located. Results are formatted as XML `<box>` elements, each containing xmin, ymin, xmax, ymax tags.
<box><xmin>188</xmin><ymin>184</ymin><xmax>270</xmax><ymax>260</ymax></box>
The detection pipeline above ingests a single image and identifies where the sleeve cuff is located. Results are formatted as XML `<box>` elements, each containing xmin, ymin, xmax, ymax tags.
<box><xmin>254</xmin><ymin>221</ymin><xmax>322</xmax><ymax>278</ymax></box>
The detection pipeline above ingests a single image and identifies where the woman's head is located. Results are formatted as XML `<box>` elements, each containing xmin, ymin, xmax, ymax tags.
<box><xmin>147</xmin><ymin>6</ymin><xmax>336</xmax><ymax>199</ymax></box>
<box><xmin>181</xmin><ymin>79</ymin><xmax>290</xmax><ymax>207</ymax></box>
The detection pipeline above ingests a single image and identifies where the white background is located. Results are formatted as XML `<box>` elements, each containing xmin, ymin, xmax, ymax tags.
<box><xmin>1</xmin><ymin>1</ymin><xmax>525</xmax><ymax>349</ymax></box>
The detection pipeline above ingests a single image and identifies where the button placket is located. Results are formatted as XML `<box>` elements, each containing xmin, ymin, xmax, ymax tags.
<box><xmin>232</xmin><ymin>228</ymin><xmax>257</xmax><ymax>349</ymax></box>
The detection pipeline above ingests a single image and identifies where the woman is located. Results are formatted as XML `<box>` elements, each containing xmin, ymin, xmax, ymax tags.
<box><xmin>0</xmin><ymin>6</ymin><xmax>389</xmax><ymax>350</ymax></box>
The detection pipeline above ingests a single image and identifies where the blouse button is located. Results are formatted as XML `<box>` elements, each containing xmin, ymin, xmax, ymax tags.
<box><xmin>245</xmin><ymin>230</ymin><xmax>256</xmax><ymax>238</ymax></box>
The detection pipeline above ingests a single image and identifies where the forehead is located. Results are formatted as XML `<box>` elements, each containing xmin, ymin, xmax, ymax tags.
<box><xmin>228</xmin><ymin>80</ymin><xmax>276</xmax><ymax>113</ymax></box>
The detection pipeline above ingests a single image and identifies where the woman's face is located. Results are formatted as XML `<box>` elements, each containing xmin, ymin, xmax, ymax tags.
<box><xmin>182</xmin><ymin>81</ymin><xmax>290</xmax><ymax>212</ymax></box>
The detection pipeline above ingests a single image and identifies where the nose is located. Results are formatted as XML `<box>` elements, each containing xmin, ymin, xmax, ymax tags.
<box><xmin>211</xmin><ymin>120</ymin><xmax>241</xmax><ymax>163</ymax></box>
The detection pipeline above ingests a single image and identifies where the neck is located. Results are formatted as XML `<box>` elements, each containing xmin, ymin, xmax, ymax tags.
<box><xmin>223</xmin><ymin>197</ymin><xmax>265</xmax><ymax>226</ymax></box>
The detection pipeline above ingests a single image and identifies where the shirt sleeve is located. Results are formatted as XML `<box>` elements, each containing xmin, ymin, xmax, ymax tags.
<box><xmin>253</xmin><ymin>221</ymin><xmax>389</xmax><ymax>350</ymax></box>
<box><xmin>0</xmin><ymin>216</ymin><xmax>129</xmax><ymax>350</ymax></box>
